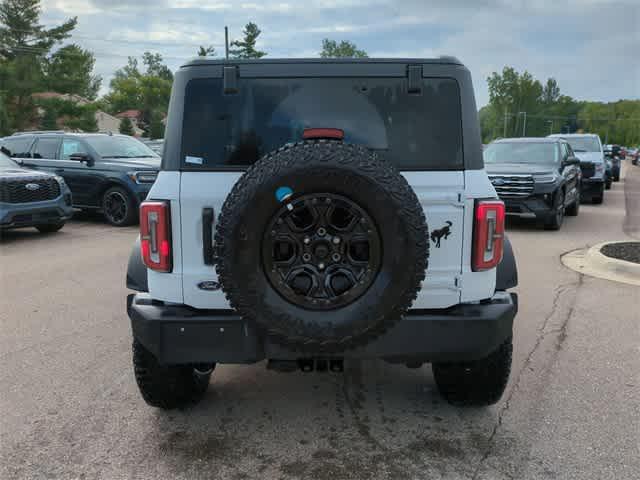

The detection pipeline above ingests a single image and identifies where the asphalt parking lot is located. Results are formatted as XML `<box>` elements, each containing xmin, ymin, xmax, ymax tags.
<box><xmin>1</xmin><ymin>163</ymin><xmax>638</xmax><ymax>480</ymax></box>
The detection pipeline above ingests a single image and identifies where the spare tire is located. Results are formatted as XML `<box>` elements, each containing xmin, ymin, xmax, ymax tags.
<box><xmin>214</xmin><ymin>140</ymin><xmax>429</xmax><ymax>353</ymax></box>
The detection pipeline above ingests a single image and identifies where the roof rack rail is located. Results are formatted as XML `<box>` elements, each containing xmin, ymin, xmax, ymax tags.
<box><xmin>11</xmin><ymin>130</ymin><xmax>65</xmax><ymax>136</ymax></box>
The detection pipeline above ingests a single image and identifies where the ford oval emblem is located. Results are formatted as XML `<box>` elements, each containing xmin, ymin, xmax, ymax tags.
<box><xmin>197</xmin><ymin>281</ymin><xmax>221</xmax><ymax>291</ymax></box>
<box><xmin>492</xmin><ymin>178</ymin><xmax>505</xmax><ymax>186</ymax></box>
<box><xmin>25</xmin><ymin>183</ymin><xmax>41</xmax><ymax>191</ymax></box>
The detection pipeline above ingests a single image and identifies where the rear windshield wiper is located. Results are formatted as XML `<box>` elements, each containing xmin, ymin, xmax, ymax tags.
<box><xmin>572</xmin><ymin>149</ymin><xmax>587</xmax><ymax>152</ymax></box>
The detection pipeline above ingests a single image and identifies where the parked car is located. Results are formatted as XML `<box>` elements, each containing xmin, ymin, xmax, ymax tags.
<box><xmin>603</xmin><ymin>144</ymin><xmax>622</xmax><ymax>181</ymax></box>
<box><xmin>125</xmin><ymin>57</ymin><xmax>519</xmax><ymax>409</ymax></box>
<box><xmin>142</xmin><ymin>139</ymin><xmax>164</xmax><ymax>157</ymax></box>
<box><xmin>484</xmin><ymin>137</ymin><xmax>581</xmax><ymax>230</ymax></box>
<box><xmin>548</xmin><ymin>133</ymin><xmax>606</xmax><ymax>204</ymax></box>
<box><xmin>1</xmin><ymin>132</ymin><xmax>160</xmax><ymax>226</ymax></box>
<box><xmin>0</xmin><ymin>147</ymin><xmax>73</xmax><ymax>233</ymax></box>
<box><xmin>628</xmin><ymin>147</ymin><xmax>639</xmax><ymax>165</ymax></box>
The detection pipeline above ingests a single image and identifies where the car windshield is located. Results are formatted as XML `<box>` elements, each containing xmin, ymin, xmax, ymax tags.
<box><xmin>560</xmin><ymin>137</ymin><xmax>600</xmax><ymax>152</ymax></box>
<box><xmin>484</xmin><ymin>142</ymin><xmax>559</xmax><ymax>164</ymax></box>
<box><xmin>84</xmin><ymin>136</ymin><xmax>159</xmax><ymax>159</ymax></box>
<box><xmin>0</xmin><ymin>150</ymin><xmax>19</xmax><ymax>168</ymax></box>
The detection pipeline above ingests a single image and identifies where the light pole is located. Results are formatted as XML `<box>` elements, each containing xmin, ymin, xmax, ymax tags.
<box><xmin>547</xmin><ymin>120</ymin><xmax>553</xmax><ymax>135</ymax></box>
<box><xmin>518</xmin><ymin>112</ymin><xmax>527</xmax><ymax>137</ymax></box>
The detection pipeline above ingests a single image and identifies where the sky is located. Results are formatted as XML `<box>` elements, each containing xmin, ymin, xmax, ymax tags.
<box><xmin>40</xmin><ymin>0</ymin><xmax>639</xmax><ymax>107</ymax></box>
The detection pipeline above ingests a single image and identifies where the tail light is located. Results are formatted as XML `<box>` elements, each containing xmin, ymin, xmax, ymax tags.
<box><xmin>140</xmin><ymin>201</ymin><xmax>172</xmax><ymax>272</ymax></box>
<box><xmin>472</xmin><ymin>200</ymin><xmax>505</xmax><ymax>271</ymax></box>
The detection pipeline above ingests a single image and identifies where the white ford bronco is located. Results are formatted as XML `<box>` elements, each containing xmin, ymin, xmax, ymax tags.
<box><xmin>126</xmin><ymin>58</ymin><xmax>518</xmax><ymax>409</ymax></box>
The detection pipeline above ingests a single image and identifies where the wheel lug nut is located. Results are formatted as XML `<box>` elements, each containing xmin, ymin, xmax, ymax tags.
<box><xmin>303</xmin><ymin>237</ymin><xmax>311</xmax><ymax>244</ymax></box>
<box><xmin>332</xmin><ymin>237</ymin><xmax>340</xmax><ymax>244</ymax></box>
<box><xmin>331</xmin><ymin>253</ymin><xmax>341</xmax><ymax>262</ymax></box>
<box><xmin>317</xmin><ymin>228</ymin><xmax>326</xmax><ymax>236</ymax></box>
<box><xmin>318</xmin><ymin>262</ymin><xmax>325</xmax><ymax>270</ymax></box>
<box><xmin>302</xmin><ymin>253</ymin><xmax>311</xmax><ymax>262</ymax></box>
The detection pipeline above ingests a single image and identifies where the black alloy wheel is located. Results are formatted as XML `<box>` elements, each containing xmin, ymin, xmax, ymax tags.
<box><xmin>263</xmin><ymin>193</ymin><xmax>381</xmax><ymax>310</ymax></box>
<box><xmin>102</xmin><ymin>186</ymin><xmax>137</xmax><ymax>226</ymax></box>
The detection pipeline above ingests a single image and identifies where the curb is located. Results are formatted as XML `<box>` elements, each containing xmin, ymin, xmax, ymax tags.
<box><xmin>561</xmin><ymin>241</ymin><xmax>640</xmax><ymax>286</ymax></box>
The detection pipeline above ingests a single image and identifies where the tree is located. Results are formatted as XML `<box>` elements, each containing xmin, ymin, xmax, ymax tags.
<box><xmin>104</xmin><ymin>52</ymin><xmax>172</xmax><ymax>133</ymax></box>
<box><xmin>197</xmin><ymin>45</ymin><xmax>216</xmax><ymax>57</ymax></box>
<box><xmin>0</xmin><ymin>0</ymin><xmax>76</xmax><ymax>60</ymax></box>
<box><xmin>119</xmin><ymin>116</ymin><xmax>134</xmax><ymax>135</ymax></box>
<box><xmin>542</xmin><ymin>78</ymin><xmax>560</xmax><ymax>105</ymax></box>
<box><xmin>0</xmin><ymin>0</ymin><xmax>77</xmax><ymax>131</ymax></box>
<box><xmin>229</xmin><ymin>22</ymin><xmax>266</xmax><ymax>59</ymax></box>
<box><xmin>142</xmin><ymin>51</ymin><xmax>172</xmax><ymax>81</ymax></box>
<box><xmin>40</xmin><ymin>105</ymin><xmax>56</xmax><ymax>129</ymax></box>
<box><xmin>149</xmin><ymin>110</ymin><xmax>164</xmax><ymax>139</ymax></box>
<box><xmin>44</xmin><ymin>44</ymin><xmax>101</xmax><ymax>99</ymax></box>
<box><xmin>319</xmin><ymin>39</ymin><xmax>367</xmax><ymax>58</ymax></box>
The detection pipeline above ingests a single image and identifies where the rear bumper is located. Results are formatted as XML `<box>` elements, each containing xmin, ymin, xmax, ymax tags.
<box><xmin>127</xmin><ymin>291</ymin><xmax>517</xmax><ymax>365</ymax></box>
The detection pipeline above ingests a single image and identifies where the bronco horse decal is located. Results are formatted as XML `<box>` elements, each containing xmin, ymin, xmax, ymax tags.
<box><xmin>430</xmin><ymin>221</ymin><xmax>453</xmax><ymax>248</ymax></box>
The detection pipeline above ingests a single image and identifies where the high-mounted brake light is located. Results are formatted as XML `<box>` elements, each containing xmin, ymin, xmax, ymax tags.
<box><xmin>472</xmin><ymin>200</ymin><xmax>505</xmax><ymax>272</ymax></box>
<box><xmin>140</xmin><ymin>201</ymin><xmax>172</xmax><ymax>272</ymax></box>
<box><xmin>303</xmin><ymin>128</ymin><xmax>344</xmax><ymax>140</ymax></box>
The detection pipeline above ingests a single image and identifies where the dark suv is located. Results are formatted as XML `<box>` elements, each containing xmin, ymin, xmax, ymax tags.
<box><xmin>484</xmin><ymin>137</ymin><xmax>581</xmax><ymax>230</ymax></box>
<box><xmin>1</xmin><ymin>132</ymin><xmax>160</xmax><ymax>226</ymax></box>
<box><xmin>0</xmin><ymin>149</ymin><xmax>73</xmax><ymax>233</ymax></box>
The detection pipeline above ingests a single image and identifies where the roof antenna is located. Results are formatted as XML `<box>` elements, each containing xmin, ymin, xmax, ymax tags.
<box><xmin>225</xmin><ymin>26</ymin><xmax>229</xmax><ymax>60</ymax></box>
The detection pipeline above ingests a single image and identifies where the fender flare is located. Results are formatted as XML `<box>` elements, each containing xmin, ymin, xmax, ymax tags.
<box><xmin>126</xmin><ymin>235</ymin><xmax>148</xmax><ymax>292</ymax></box>
<box><xmin>496</xmin><ymin>235</ymin><xmax>518</xmax><ymax>291</ymax></box>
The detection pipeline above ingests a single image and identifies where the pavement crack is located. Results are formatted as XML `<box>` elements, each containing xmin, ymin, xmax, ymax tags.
<box><xmin>470</xmin><ymin>275</ymin><xmax>583</xmax><ymax>480</ymax></box>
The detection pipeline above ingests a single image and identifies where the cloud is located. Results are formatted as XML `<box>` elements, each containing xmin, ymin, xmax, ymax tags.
<box><xmin>39</xmin><ymin>0</ymin><xmax>639</xmax><ymax>104</ymax></box>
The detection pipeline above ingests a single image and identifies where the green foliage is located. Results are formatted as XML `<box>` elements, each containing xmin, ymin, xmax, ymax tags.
<box><xmin>149</xmin><ymin>110</ymin><xmax>164</xmax><ymax>139</ymax></box>
<box><xmin>229</xmin><ymin>22</ymin><xmax>266</xmax><ymax>59</ymax></box>
<box><xmin>197</xmin><ymin>45</ymin><xmax>216</xmax><ymax>57</ymax></box>
<box><xmin>319</xmin><ymin>39</ymin><xmax>367</xmax><ymax>58</ymax></box>
<box><xmin>40</xmin><ymin>105</ymin><xmax>56</xmax><ymax>129</ymax></box>
<box><xmin>0</xmin><ymin>0</ymin><xmax>101</xmax><ymax>133</ymax></box>
<box><xmin>44</xmin><ymin>44</ymin><xmax>101</xmax><ymax>100</ymax></box>
<box><xmin>481</xmin><ymin>66</ymin><xmax>640</xmax><ymax>146</ymax></box>
<box><xmin>0</xmin><ymin>0</ymin><xmax>76</xmax><ymax>60</ymax></box>
<box><xmin>119</xmin><ymin>116</ymin><xmax>134</xmax><ymax>136</ymax></box>
<box><xmin>104</xmin><ymin>52</ymin><xmax>172</xmax><ymax>133</ymax></box>
<box><xmin>34</xmin><ymin>97</ymin><xmax>97</xmax><ymax>132</ymax></box>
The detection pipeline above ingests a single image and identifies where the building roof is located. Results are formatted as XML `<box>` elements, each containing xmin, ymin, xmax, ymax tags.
<box><xmin>115</xmin><ymin>109</ymin><xmax>142</xmax><ymax>119</ymax></box>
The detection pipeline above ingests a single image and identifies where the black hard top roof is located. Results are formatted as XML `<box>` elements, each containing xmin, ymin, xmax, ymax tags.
<box><xmin>182</xmin><ymin>56</ymin><xmax>463</xmax><ymax>68</ymax></box>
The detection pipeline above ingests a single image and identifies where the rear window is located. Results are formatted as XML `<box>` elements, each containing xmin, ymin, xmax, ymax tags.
<box><xmin>560</xmin><ymin>136</ymin><xmax>600</xmax><ymax>153</ymax></box>
<box><xmin>181</xmin><ymin>77</ymin><xmax>463</xmax><ymax>170</ymax></box>
<box><xmin>33</xmin><ymin>138</ymin><xmax>61</xmax><ymax>159</ymax></box>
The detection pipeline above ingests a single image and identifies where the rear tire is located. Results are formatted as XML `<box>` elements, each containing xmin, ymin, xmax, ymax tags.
<box><xmin>432</xmin><ymin>337</ymin><xmax>512</xmax><ymax>407</ymax></box>
<box><xmin>102</xmin><ymin>186</ymin><xmax>137</xmax><ymax>226</ymax></box>
<box><xmin>132</xmin><ymin>339</ymin><xmax>213</xmax><ymax>409</ymax></box>
<box><xmin>36</xmin><ymin>222</ymin><xmax>65</xmax><ymax>233</ymax></box>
